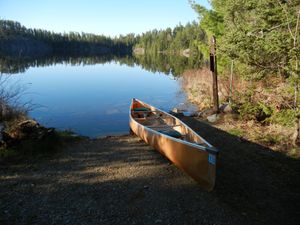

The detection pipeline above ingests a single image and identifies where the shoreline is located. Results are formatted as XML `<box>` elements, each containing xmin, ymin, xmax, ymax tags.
<box><xmin>1</xmin><ymin>117</ymin><xmax>299</xmax><ymax>224</ymax></box>
<box><xmin>2</xmin><ymin>113</ymin><xmax>298</xmax><ymax>160</ymax></box>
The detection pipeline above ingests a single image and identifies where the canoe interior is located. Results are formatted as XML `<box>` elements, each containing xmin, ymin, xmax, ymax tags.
<box><xmin>131</xmin><ymin>99</ymin><xmax>210</xmax><ymax>147</ymax></box>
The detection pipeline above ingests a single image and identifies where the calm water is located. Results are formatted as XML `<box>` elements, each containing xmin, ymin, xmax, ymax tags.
<box><xmin>5</xmin><ymin>60</ymin><xmax>188</xmax><ymax>137</ymax></box>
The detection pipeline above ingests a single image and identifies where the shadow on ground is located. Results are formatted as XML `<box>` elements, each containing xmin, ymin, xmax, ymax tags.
<box><xmin>182</xmin><ymin>117</ymin><xmax>300</xmax><ymax>224</ymax></box>
<box><xmin>0</xmin><ymin>117</ymin><xmax>299</xmax><ymax>225</ymax></box>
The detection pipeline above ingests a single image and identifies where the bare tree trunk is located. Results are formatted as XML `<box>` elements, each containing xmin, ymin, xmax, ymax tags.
<box><xmin>293</xmin><ymin>35</ymin><xmax>299</xmax><ymax>147</ymax></box>
<box><xmin>210</xmin><ymin>36</ymin><xmax>219</xmax><ymax>113</ymax></box>
<box><xmin>293</xmin><ymin>65</ymin><xmax>299</xmax><ymax>147</ymax></box>
<box><xmin>229</xmin><ymin>60</ymin><xmax>234</xmax><ymax>104</ymax></box>
<box><xmin>295</xmin><ymin>85</ymin><xmax>299</xmax><ymax>107</ymax></box>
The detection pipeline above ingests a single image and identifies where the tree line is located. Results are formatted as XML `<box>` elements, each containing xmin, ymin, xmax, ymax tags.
<box><xmin>0</xmin><ymin>20</ymin><xmax>136</xmax><ymax>56</ymax></box>
<box><xmin>134</xmin><ymin>21</ymin><xmax>206</xmax><ymax>57</ymax></box>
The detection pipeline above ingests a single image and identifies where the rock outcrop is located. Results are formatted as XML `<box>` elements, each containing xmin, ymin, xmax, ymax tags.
<box><xmin>1</xmin><ymin>119</ymin><xmax>55</xmax><ymax>147</ymax></box>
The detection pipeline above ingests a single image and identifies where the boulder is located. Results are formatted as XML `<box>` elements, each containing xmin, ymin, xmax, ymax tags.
<box><xmin>219</xmin><ymin>103</ymin><xmax>233</xmax><ymax>113</ymax></box>
<box><xmin>172</xmin><ymin>107</ymin><xmax>183</xmax><ymax>114</ymax></box>
<box><xmin>18</xmin><ymin>120</ymin><xmax>39</xmax><ymax>133</ymax></box>
<box><xmin>171</xmin><ymin>108</ymin><xmax>184</xmax><ymax>117</ymax></box>
<box><xmin>1</xmin><ymin>119</ymin><xmax>55</xmax><ymax>147</ymax></box>
<box><xmin>223</xmin><ymin>104</ymin><xmax>233</xmax><ymax>113</ymax></box>
<box><xmin>207</xmin><ymin>114</ymin><xmax>220</xmax><ymax>123</ymax></box>
<box><xmin>198</xmin><ymin>108</ymin><xmax>215</xmax><ymax>118</ymax></box>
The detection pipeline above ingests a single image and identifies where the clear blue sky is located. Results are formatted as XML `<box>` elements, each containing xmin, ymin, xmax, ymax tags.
<box><xmin>0</xmin><ymin>0</ymin><xmax>210</xmax><ymax>37</ymax></box>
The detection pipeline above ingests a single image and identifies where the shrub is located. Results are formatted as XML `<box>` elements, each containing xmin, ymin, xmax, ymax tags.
<box><xmin>268</xmin><ymin>109</ymin><xmax>299</xmax><ymax>127</ymax></box>
<box><xmin>237</xmin><ymin>101</ymin><xmax>273</xmax><ymax>122</ymax></box>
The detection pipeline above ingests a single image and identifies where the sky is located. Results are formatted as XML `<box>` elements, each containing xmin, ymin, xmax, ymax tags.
<box><xmin>0</xmin><ymin>0</ymin><xmax>210</xmax><ymax>37</ymax></box>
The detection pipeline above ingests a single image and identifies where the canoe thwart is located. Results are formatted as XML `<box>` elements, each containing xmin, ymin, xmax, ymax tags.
<box><xmin>157</xmin><ymin>130</ymin><xmax>182</xmax><ymax>138</ymax></box>
<box><xmin>147</xmin><ymin>124</ymin><xmax>181</xmax><ymax>129</ymax></box>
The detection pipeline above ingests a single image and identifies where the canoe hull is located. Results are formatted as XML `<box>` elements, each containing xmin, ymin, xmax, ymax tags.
<box><xmin>129</xmin><ymin>99</ymin><xmax>217</xmax><ymax>191</ymax></box>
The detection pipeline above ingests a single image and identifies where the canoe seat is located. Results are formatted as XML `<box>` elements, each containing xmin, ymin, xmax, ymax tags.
<box><xmin>133</xmin><ymin>107</ymin><xmax>150</xmax><ymax>112</ymax></box>
<box><xmin>158</xmin><ymin>130</ymin><xmax>182</xmax><ymax>138</ymax></box>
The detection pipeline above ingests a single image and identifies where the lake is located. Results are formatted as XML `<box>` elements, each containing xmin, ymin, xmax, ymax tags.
<box><xmin>2</xmin><ymin>57</ymin><xmax>194</xmax><ymax>137</ymax></box>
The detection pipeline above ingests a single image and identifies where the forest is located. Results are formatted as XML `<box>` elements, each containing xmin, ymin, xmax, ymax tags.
<box><xmin>134</xmin><ymin>21</ymin><xmax>205</xmax><ymax>56</ymax></box>
<box><xmin>0</xmin><ymin>20</ymin><xmax>135</xmax><ymax>56</ymax></box>
<box><xmin>188</xmin><ymin>0</ymin><xmax>300</xmax><ymax>147</ymax></box>
<box><xmin>0</xmin><ymin>19</ymin><xmax>206</xmax><ymax>60</ymax></box>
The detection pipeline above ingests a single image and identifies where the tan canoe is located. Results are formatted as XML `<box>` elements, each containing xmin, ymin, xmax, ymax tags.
<box><xmin>129</xmin><ymin>98</ymin><xmax>219</xmax><ymax>191</ymax></box>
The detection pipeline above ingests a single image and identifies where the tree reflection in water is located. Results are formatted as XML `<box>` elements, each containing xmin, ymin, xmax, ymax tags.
<box><xmin>0</xmin><ymin>53</ymin><xmax>205</xmax><ymax>76</ymax></box>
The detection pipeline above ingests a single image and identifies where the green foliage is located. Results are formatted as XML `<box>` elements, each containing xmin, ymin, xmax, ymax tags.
<box><xmin>234</xmin><ymin>93</ymin><xmax>298</xmax><ymax>127</ymax></box>
<box><xmin>189</xmin><ymin>0</ymin><xmax>224</xmax><ymax>38</ymax></box>
<box><xmin>269</xmin><ymin>109</ymin><xmax>299</xmax><ymax>127</ymax></box>
<box><xmin>190</xmin><ymin>0</ymin><xmax>300</xmax><ymax>128</ymax></box>
<box><xmin>190</xmin><ymin>0</ymin><xmax>299</xmax><ymax>79</ymax></box>
<box><xmin>259</xmin><ymin>133</ymin><xmax>284</xmax><ymax>145</ymax></box>
<box><xmin>233</xmin><ymin>88</ymin><xmax>273</xmax><ymax>121</ymax></box>
<box><xmin>258</xmin><ymin>102</ymin><xmax>273</xmax><ymax>118</ymax></box>
<box><xmin>238</xmin><ymin>102</ymin><xmax>273</xmax><ymax>122</ymax></box>
<box><xmin>287</xmin><ymin>148</ymin><xmax>300</xmax><ymax>158</ymax></box>
<box><xmin>237</xmin><ymin>102</ymin><xmax>261</xmax><ymax>121</ymax></box>
<box><xmin>134</xmin><ymin>21</ymin><xmax>206</xmax><ymax>59</ymax></box>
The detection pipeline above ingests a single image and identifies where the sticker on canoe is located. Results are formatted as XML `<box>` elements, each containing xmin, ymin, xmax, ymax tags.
<box><xmin>208</xmin><ymin>154</ymin><xmax>216</xmax><ymax>165</ymax></box>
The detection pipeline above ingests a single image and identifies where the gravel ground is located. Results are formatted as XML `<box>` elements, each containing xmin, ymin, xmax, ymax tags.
<box><xmin>0</xmin><ymin>117</ymin><xmax>299</xmax><ymax>225</ymax></box>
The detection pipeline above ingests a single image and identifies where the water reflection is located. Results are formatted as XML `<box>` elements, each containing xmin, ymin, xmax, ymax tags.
<box><xmin>0</xmin><ymin>54</ymin><xmax>204</xmax><ymax>137</ymax></box>
<box><xmin>0</xmin><ymin>54</ymin><xmax>129</xmax><ymax>74</ymax></box>
<box><xmin>0</xmin><ymin>53</ymin><xmax>203</xmax><ymax>76</ymax></box>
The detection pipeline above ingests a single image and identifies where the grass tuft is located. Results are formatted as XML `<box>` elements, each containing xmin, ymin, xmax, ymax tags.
<box><xmin>228</xmin><ymin>128</ymin><xmax>244</xmax><ymax>137</ymax></box>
